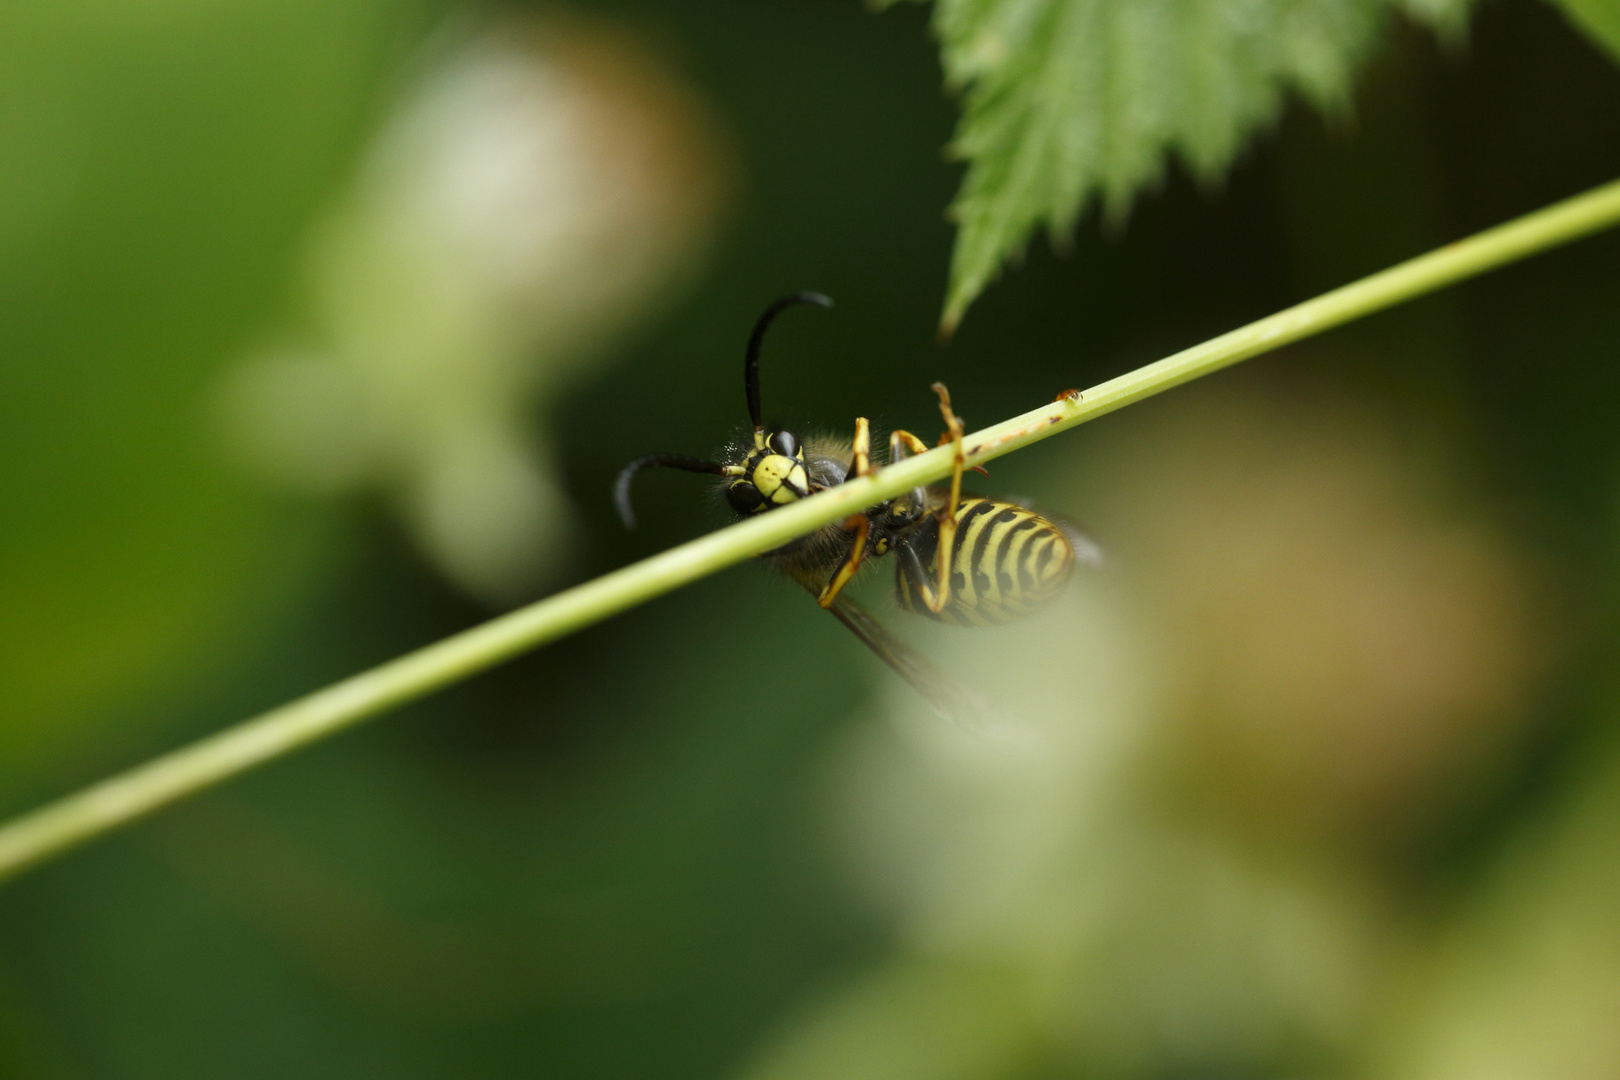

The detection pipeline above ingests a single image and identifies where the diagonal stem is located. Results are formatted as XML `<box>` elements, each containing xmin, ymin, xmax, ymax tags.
<box><xmin>3</xmin><ymin>176</ymin><xmax>1620</xmax><ymax>885</ymax></box>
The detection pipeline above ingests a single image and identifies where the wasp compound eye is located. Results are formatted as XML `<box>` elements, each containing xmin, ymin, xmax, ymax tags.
<box><xmin>726</xmin><ymin>480</ymin><xmax>767</xmax><ymax>515</ymax></box>
<box><xmin>768</xmin><ymin>429</ymin><xmax>799</xmax><ymax>458</ymax></box>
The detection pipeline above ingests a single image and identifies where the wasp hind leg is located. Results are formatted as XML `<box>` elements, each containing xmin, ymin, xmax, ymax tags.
<box><xmin>919</xmin><ymin>382</ymin><xmax>966</xmax><ymax>614</ymax></box>
<box><xmin>885</xmin><ymin>385</ymin><xmax>965</xmax><ymax>614</ymax></box>
<box><xmin>817</xmin><ymin>417</ymin><xmax>873</xmax><ymax>609</ymax></box>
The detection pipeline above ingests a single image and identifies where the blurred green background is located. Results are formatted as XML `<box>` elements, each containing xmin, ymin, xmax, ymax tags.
<box><xmin>3</xmin><ymin>1</ymin><xmax>1620</xmax><ymax>1077</ymax></box>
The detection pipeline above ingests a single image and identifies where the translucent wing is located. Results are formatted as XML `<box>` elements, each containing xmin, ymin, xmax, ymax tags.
<box><xmin>824</xmin><ymin>593</ymin><xmax>1005</xmax><ymax>733</ymax></box>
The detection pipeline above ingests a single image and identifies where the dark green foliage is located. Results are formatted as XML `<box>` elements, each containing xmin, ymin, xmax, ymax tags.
<box><xmin>884</xmin><ymin>0</ymin><xmax>1476</xmax><ymax>329</ymax></box>
<box><xmin>1552</xmin><ymin>0</ymin><xmax>1620</xmax><ymax>63</ymax></box>
<box><xmin>5</xmin><ymin>0</ymin><xmax>1620</xmax><ymax>1077</ymax></box>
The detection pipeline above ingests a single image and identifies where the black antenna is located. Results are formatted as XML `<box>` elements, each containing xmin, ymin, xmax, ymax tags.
<box><xmin>745</xmin><ymin>292</ymin><xmax>832</xmax><ymax>440</ymax></box>
<box><xmin>614</xmin><ymin>454</ymin><xmax>727</xmax><ymax>531</ymax></box>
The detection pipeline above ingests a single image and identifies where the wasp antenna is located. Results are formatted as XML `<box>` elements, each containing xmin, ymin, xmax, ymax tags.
<box><xmin>613</xmin><ymin>454</ymin><xmax>727</xmax><ymax>531</ymax></box>
<box><xmin>745</xmin><ymin>292</ymin><xmax>832</xmax><ymax>439</ymax></box>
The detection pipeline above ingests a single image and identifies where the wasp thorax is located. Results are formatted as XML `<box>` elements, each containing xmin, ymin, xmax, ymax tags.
<box><xmin>726</xmin><ymin>429</ymin><xmax>809</xmax><ymax>515</ymax></box>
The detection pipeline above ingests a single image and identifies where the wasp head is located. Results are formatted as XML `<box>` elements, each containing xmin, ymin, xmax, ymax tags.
<box><xmin>726</xmin><ymin>428</ymin><xmax>809</xmax><ymax>514</ymax></box>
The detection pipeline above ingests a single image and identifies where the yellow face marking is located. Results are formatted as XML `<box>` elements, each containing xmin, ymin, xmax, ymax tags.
<box><xmin>752</xmin><ymin>454</ymin><xmax>808</xmax><ymax>506</ymax></box>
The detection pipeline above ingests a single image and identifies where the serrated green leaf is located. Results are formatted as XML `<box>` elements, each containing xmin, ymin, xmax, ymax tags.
<box><xmin>1549</xmin><ymin>0</ymin><xmax>1620</xmax><ymax>65</ymax></box>
<box><xmin>896</xmin><ymin>0</ymin><xmax>1476</xmax><ymax>332</ymax></box>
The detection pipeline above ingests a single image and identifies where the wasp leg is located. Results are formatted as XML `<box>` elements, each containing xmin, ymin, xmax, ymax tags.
<box><xmin>893</xmin><ymin>429</ymin><xmax>985</xmax><ymax>478</ymax></box>
<box><xmin>817</xmin><ymin>513</ymin><xmax>871</xmax><ymax>608</ymax></box>
<box><xmin>818</xmin><ymin>417</ymin><xmax>874</xmax><ymax>609</ymax></box>
<box><xmin>889</xmin><ymin>429</ymin><xmax>930</xmax><ymax>461</ymax></box>
<box><xmin>922</xmin><ymin>382</ymin><xmax>965</xmax><ymax>614</ymax></box>
<box><xmin>835</xmin><ymin>414</ymin><xmax>874</xmax><ymax>483</ymax></box>
<box><xmin>888</xmin><ymin>427</ymin><xmax>946</xmax><ymax>610</ymax></box>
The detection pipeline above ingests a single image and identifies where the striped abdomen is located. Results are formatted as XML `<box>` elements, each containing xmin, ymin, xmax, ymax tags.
<box><xmin>894</xmin><ymin>497</ymin><xmax>1075</xmax><ymax>626</ymax></box>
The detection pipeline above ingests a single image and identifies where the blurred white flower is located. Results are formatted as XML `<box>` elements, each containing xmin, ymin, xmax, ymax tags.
<box><xmin>740</xmin><ymin>381</ymin><xmax>1549</xmax><ymax>1080</ymax></box>
<box><xmin>219</xmin><ymin>13</ymin><xmax>729</xmax><ymax>601</ymax></box>
<box><xmin>1106</xmin><ymin>386</ymin><xmax>1547</xmax><ymax>841</ymax></box>
<box><xmin>1375</xmin><ymin>750</ymin><xmax>1620</xmax><ymax>1080</ymax></box>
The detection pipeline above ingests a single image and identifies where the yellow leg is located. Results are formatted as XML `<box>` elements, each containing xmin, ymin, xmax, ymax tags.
<box><xmin>889</xmin><ymin>429</ymin><xmax>930</xmax><ymax>461</ymax></box>
<box><xmin>850</xmin><ymin>415</ymin><xmax>870</xmax><ymax>479</ymax></box>
<box><xmin>817</xmin><ymin>418</ymin><xmax>873</xmax><ymax>609</ymax></box>
<box><xmin>897</xmin><ymin>427</ymin><xmax>984</xmax><ymax>477</ymax></box>
<box><xmin>925</xmin><ymin>382</ymin><xmax>965</xmax><ymax>614</ymax></box>
<box><xmin>817</xmin><ymin>513</ymin><xmax>870</xmax><ymax>608</ymax></box>
<box><xmin>891</xmin><ymin>427</ymin><xmax>943</xmax><ymax>610</ymax></box>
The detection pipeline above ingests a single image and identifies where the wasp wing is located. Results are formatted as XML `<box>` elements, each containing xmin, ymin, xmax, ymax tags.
<box><xmin>824</xmin><ymin>594</ymin><xmax>1004</xmax><ymax>733</ymax></box>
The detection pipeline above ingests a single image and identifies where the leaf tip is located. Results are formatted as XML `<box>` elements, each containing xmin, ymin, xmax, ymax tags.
<box><xmin>938</xmin><ymin>286</ymin><xmax>974</xmax><ymax>341</ymax></box>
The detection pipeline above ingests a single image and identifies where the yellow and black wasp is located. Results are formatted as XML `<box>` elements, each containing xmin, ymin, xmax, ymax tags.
<box><xmin>614</xmin><ymin>293</ymin><xmax>1098</xmax><ymax>722</ymax></box>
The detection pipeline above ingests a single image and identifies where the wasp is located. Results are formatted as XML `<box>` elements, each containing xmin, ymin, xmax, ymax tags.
<box><xmin>614</xmin><ymin>293</ymin><xmax>1096</xmax><ymax>723</ymax></box>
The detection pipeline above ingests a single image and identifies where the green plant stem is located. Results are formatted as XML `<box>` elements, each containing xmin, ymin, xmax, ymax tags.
<box><xmin>2</xmin><ymin>177</ymin><xmax>1619</xmax><ymax>886</ymax></box>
